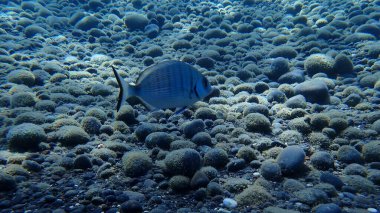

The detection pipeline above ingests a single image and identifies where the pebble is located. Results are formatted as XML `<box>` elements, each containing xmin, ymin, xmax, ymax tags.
<box><xmin>223</xmin><ymin>198</ymin><xmax>237</xmax><ymax>208</ymax></box>
<box><xmin>295</xmin><ymin>79</ymin><xmax>330</xmax><ymax>104</ymax></box>
<box><xmin>314</xmin><ymin>203</ymin><xmax>342</xmax><ymax>213</ymax></box>
<box><xmin>277</xmin><ymin>146</ymin><xmax>305</xmax><ymax>175</ymax></box>
<box><xmin>368</xmin><ymin>208</ymin><xmax>378</xmax><ymax>213</ymax></box>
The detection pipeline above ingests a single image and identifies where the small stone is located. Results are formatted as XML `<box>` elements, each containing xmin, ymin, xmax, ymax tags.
<box><xmin>182</xmin><ymin>119</ymin><xmax>205</xmax><ymax>138</ymax></box>
<box><xmin>145</xmin><ymin>132</ymin><xmax>172</xmax><ymax>149</ymax></box>
<box><xmin>116</xmin><ymin>105</ymin><xmax>138</xmax><ymax>125</ymax></box>
<box><xmin>191</xmin><ymin>132</ymin><xmax>212</xmax><ymax>146</ymax></box>
<box><xmin>120</xmin><ymin>200</ymin><xmax>143</xmax><ymax>213</ymax></box>
<box><xmin>0</xmin><ymin>172</ymin><xmax>17</xmax><ymax>191</ymax></box>
<box><xmin>226</xmin><ymin>159</ymin><xmax>246</xmax><ymax>172</ymax></box>
<box><xmin>22</xmin><ymin>160</ymin><xmax>42</xmax><ymax>172</ymax></box>
<box><xmin>236</xmin><ymin>185</ymin><xmax>273</xmax><ymax>206</ymax></box>
<box><xmin>24</xmin><ymin>25</ymin><xmax>48</xmax><ymax>38</ymax></box>
<box><xmin>169</xmin><ymin>175</ymin><xmax>190</xmax><ymax>192</ymax></box>
<box><xmin>343</xmin><ymin>163</ymin><xmax>367</xmax><ymax>176</ymax></box>
<box><xmin>194</xmin><ymin>188</ymin><xmax>207</xmax><ymax>201</ymax></box>
<box><xmin>244</xmin><ymin>113</ymin><xmax>271</xmax><ymax>133</ymax></box>
<box><xmin>304</xmin><ymin>54</ymin><xmax>335</xmax><ymax>76</ymax></box>
<box><xmin>190</xmin><ymin>170</ymin><xmax>210</xmax><ymax>189</ymax></box>
<box><xmin>269</xmin><ymin>46</ymin><xmax>297</xmax><ymax>59</ymax></box>
<box><xmin>337</xmin><ymin>145</ymin><xmax>362</xmax><ymax>164</ymax></box>
<box><xmin>295</xmin><ymin>79</ymin><xmax>330</xmax><ymax>104</ymax></box>
<box><xmin>56</xmin><ymin>126</ymin><xmax>90</xmax><ymax>147</ymax></box>
<box><xmin>285</xmin><ymin>95</ymin><xmax>307</xmax><ymax>109</ymax></box>
<box><xmin>10</xmin><ymin>92</ymin><xmax>36</xmax><ymax>108</ymax></box>
<box><xmin>203</xmin><ymin>148</ymin><xmax>229</xmax><ymax>169</ymax></box>
<box><xmin>320</xmin><ymin>172</ymin><xmax>344</xmax><ymax>190</ymax></box>
<box><xmin>7</xmin><ymin>70</ymin><xmax>35</xmax><ymax>86</ymax></box>
<box><xmin>194</xmin><ymin>107</ymin><xmax>217</xmax><ymax>120</ymax></box>
<box><xmin>7</xmin><ymin>123</ymin><xmax>47</xmax><ymax>152</ymax></box>
<box><xmin>294</xmin><ymin>188</ymin><xmax>328</xmax><ymax>205</ymax></box>
<box><xmin>207</xmin><ymin>182</ymin><xmax>223</xmax><ymax>196</ymax></box>
<box><xmin>367</xmin><ymin>208</ymin><xmax>378</xmax><ymax>213</ymax></box>
<box><xmin>314</xmin><ymin>203</ymin><xmax>341</xmax><ymax>213</ymax></box>
<box><xmin>268</xmin><ymin>57</ymin><xmax>289</xmax><ymax>80</ymax></box>
<box><xmin>75</xmin><ymin>16</ymin><xmax>100</xmax><ymax>31</ymax></box>
<box><xmin>264</xmin><ymin>206</ymin><xmax>300</xmax><ymax>213</ymax></box>
<box><xmin>277</xmin><ymin>146</ymin><xmax>305</xmax><ymax>175</ymax></box>
<box><xmin>310</xmin><ymin>151</ymin><xmax>334</xmax><ymax>170</ymax></box>
<box><xmin>73</xmin><ymin>155</ymin><xmax>92</xmax><ymax>170</ymax></box>
<box><xmin>124</xmin><ymin>13</ymin><xmax>149</xmax><ymax>31</ymax></box>
<box><xmin>260</xmin><ymin>160</ymin><xmax>282</xmax><ymax>181</ymax></box>
<box><xmin>362</xmin><ymin>141</ymin><xmax>380</xmax><ymax>162</ymax></box>
<box><xmin>341</xmin><ymin>175</ymin><xmax>375</xmax><ymax>194</ymax></box>
<box><xmin>223</xmin><ymin>198</ymin><xmax>237</xmax><ymax>208</ymax></box>
<box><xmin>164</xmin><ymin>148</ymin><xmax>201</xmax><ymax>176</ymax></box>
<box><xmin>122</xmin><ymin>151</ymin><xmax>152</xmax><ymax>177</ymax></box>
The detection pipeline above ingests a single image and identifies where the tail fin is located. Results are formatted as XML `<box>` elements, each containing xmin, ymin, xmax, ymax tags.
<box><xmin>111</xmin><ymin>66</ymin><xmax>134</xmax><ymax>112</ymax></box>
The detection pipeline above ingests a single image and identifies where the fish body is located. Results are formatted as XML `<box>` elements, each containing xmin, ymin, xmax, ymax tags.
<box><xmin>112</xmin><ymin>60</ymin><xmax>212</xmax><ymax>112</ymax></box>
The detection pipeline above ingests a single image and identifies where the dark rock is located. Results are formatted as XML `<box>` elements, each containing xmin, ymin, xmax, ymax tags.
<box><xmin>120</xmin><ymin>200</ymin><xmax>143</xmax><ymax>213</ymax></box>
<box><xmin>244</xmin><ymin>113</ymin><xmax>271</xmax><ymax>133</ymax></box>
<box><xmin>320</xmin><ymin>172</ymin><xmax>344</xmax><ymax>190</ymax></box>
<box><xmin>7</xmin><ymin>123</ymin><xmax>47</xmax><ymax>152</ymax></box>
<box><xmin>124</xmin><ymin>13</ymin><xmax>149</xmax><ymax>31</ymax></box>
<box><xmin>333</xmin><ymin>54</ymin><xmax>353</xmax><ymax>75</ymax></box>
<box><xmin>277</xmin><ymin>146</ymin><xmax>305</xmax><ymax>175</ymax></box>
<box><xmin>268</xmin><ymin>57</ymin><xmax>289</xmax><ymax>80</ymax></box>
<box><xmin>145</xmin><ymin>132</ymin><xmax>172</xmax><ymax>149</ymax></box>
<box><xmin>295</xmin><ymin>79</ymin><xmax>330</xmax><ymax>104</ymax></box>
<box><xmin>0</xmin><ymin>172</ymin><xmax>16</xmax><ymax>191</ymax></box>
<box><xmin>169</xmin><ymin>175</ymin><xmax>190</xmax><ymax>192</ymax></box>
<box><xmin>115</xmin><ymin>105</ymin><xmax>137</xmax><ymax>124</ymax></box>
<box><xmin>278</xmin><ymin>70</ymin><xmax>305</xmax><ymax>84</ymax></box>
<box><xmin>267</xmin><ymin>89</ymin><xmax>287</xmax><ymax>103</ymax></box>
<box><xmin>362</xmin><ymin>141</ymin><xmax>380</xmax><ymax>162</ymax></box>
<box><xmin>191</xmin><ymin>132</ymin><xmax>212</xmax><ymax>146</ymax></box>
<box><xmin>190</xmin><ymin>171</ymin><xmax>210</xmax><ymax>189</ymax></box>
<box><xmin>314</xmin><ymin>203</ymin><xmax>341</xmax><ymax>213</ymax></box>
<box><xmin>226</xmin><ymin>159</ymin><xmax>246</xmax><ymax>172</ymax></box>
<box><xmin>164</xmin><ymin>148</ymin><xmax>202</xmax><ymax>176</ymax></box>
<box><xmin>194</xmin><ymin>188</ymin><xmax>207</xmax><ymax>201</ymax></box>
<box><xmin>73</xmin><ymin>155</ymin><xmax>93</xmax><ymax>170</ymax></box>
<box><xmin>337</xmin><ymin>145</ymin><xmax>362</xmax><ymax>164</ymax></box>
<box><xmin>269</xmin><ymin>46</ymin><xmax>297</xmax><ymax>59</ymax></box>
<box><xmin>22</xmin><ymin>160</ymin><xmax>42</xmax><ymax>172</ymax></box>
<box><xmin>203</xmin><ymin>148</ymin><xmax>229</xmax><ymax>169</ymax></box>
<box><xmin>310</xmin><ymin>151</ymin><xmax>334</xmax><ymax>170</ymax></box>
<box><xmin>196</xmin><ymin>57</ymin><xmax>215</xmax><ymax>69</ymax></box>
<box><xmin>182</xmin><ymin>119</ymin><xmax>205</xmax><ymax>138</ymax></box>
<box><xmin>294</xmin><ymin>188</ymin><xmax>328</xmax><ymax>205</ymax></box>
<box><xmin>260</xmin><ymin>160</ymin><xmax>282</xmax><ymax>181</ymax></box>
<box><xmin>75</xmin><ymin>16</ymin><xmax>100</xmax><ymax>31</ymax></box>
<box><xmin>204</xmin><ymin>28</ymin><xmax>227</xmax><ymax>39</ymax></box>
<box><xmin>122</xmin><ymin>151</ymin><xmax>152</xmax><ymax>177</ymax></box>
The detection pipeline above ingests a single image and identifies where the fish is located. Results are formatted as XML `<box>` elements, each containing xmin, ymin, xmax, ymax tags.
<box><xmin>112</xmin><ymin>60</ymin><xmax>213</xmax><ymax>113</ymax></box>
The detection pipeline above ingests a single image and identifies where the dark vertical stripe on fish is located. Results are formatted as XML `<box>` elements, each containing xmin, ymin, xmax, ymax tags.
<box><xmin>189</xmin><ymin>65</ymin><xmax>193</xmax><ymax>99</ymax></box>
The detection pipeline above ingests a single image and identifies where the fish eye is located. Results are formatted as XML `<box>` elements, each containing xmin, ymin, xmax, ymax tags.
<box><xmin>202</xmin><ymin>77</ymin><xmax>208</xmax><ymax>88</ymax></box>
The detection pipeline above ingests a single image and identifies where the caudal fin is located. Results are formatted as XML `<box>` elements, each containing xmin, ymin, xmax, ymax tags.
<box><xmin>111</xmin><ymin>66</ymin><xmax>132</xmax><ymax>112</ymax></box>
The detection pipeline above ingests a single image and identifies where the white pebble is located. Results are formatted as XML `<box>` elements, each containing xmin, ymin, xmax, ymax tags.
<box><xmin>253</xmin><ymin>172</ymin><xmax>261</xmax><ymax>177</ymax></box>
<box><xmin>223</xmin><ymin>198</ymin><xmax>237</xmax><ymax>208</ymax></box>
<box><xmin>368</xmin><ymin>208</ymin><xmax>378</xmax><ymax>213</ymax></box>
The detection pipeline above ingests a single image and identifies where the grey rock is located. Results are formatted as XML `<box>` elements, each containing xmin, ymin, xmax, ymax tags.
<box><xmin>295</xmin><ymin>79</ymin><xmax>330</xmax><ymax>104</ymax></box>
